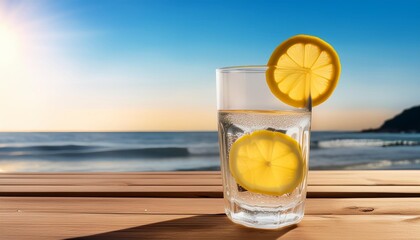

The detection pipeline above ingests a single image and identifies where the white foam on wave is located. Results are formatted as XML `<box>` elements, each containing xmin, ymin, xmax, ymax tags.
<box><xmin>188</xmin><ymin>146</ymin><xmax>219</xmax><ymax>155</ymax></box>
<box><xmin>343</xmin><ymin>159</ymin><xmax>420</xmax><ymax>170</ymax></box>
<box><xmin>317</xmin><ymin>139</ymin><xmax>419</xmax><ymax>148</ymax></box>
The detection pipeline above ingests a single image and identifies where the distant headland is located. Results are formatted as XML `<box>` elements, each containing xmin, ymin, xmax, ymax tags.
<box><xmin>362</xmin><ymin>105</ymin><xmax>420</xmax><ymax>133</ymax></box>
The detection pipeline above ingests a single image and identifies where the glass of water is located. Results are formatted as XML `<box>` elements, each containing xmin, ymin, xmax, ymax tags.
<box><xmin>216</xmin><ymin>66</ymin><xmax>311</xmax><ymax>229</ymax></box>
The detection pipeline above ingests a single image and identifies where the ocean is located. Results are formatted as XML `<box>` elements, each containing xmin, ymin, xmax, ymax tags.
<box><xmin>0</xmin><ymin>132</ymin><xmax>419</xmax><ymax>172</ymax></box>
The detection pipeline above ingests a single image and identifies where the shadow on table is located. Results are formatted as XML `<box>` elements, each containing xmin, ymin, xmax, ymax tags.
<box><xmin>68</xmin><ymin>214</ymin><xmax>296</xmax><ymax>240</ymax></box>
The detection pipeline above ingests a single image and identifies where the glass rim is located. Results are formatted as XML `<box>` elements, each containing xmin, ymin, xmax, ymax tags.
<box><xmin>216</xmin><ymin>65</ymin><xmax>267</xmax><ymax>73</ymax></box>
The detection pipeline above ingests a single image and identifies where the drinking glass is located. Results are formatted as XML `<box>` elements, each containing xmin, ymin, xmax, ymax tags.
<box><xmin>216</xmin><ymin>66</ymin><xmax>311</xmax><ymax>229</ymax></box>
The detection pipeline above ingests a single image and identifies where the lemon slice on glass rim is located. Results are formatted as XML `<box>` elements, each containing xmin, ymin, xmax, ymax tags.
<box><xmin>266</xmin><ymin>34</ymin><xmax>341</xmax><ymax>108</ymax></box>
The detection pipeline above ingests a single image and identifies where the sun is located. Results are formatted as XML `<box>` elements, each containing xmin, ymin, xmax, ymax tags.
<box><xmin>0</xmin><ymin>24</ymin><xmax>21</xmax><ymax>67</ymax></box>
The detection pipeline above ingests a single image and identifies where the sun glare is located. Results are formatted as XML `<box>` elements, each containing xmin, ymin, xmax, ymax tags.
<box><xmin>0</xmin><ymin>23</ymin><xmax>21</xmax><ymax>67</ymax></box>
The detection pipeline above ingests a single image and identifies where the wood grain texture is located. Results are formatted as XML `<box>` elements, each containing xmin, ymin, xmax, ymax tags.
<box><xmin>1</xmin><ymin>197</ymin><xmax>420</xmax><ymax>215</ymax></box>
<box><xmin>1</xmin><ymin>212</ymin><xmax>420</xmax><ymax>240</ymax></box>
<box><xmin>0</xmin><ymin>172</ymin><xmax>221</xmax><ymax>179</ymax></box>
<box><xmin>1</xmin><ymin>171</ymin><xmax>420</xmax><ymax>198</ymax></box>
<box><xmin>0</xmin><ymin>178</ymin><xmax>223</xmax><ymax>186</ymax></box>
<box><xmin>1</xmin><ymin>171</ymin><xmax>420</xmax><ymax>239</ymax></box>
<box><xmin>2</xmin><ymin>170</ymin><xmax>420</xmax><ymax>185</ymax></box>
<box><xmin>307</xmin><ymin>185</ymin><xmax>420</xmax><ymax>198</ymax></box>
<box><xmin>0</xmin><ymin>185</ymin><xmax>224</xmax><ymax>197</ymax></box>
<box><xmin>1</xmin><ymin>185</ymin><xmax>420</xmax><ymax>198</ymax></box>
<box><xmin>308</xmin><ymin>170</ymin><xmax>420</xmax><ymax>186</ymax></box>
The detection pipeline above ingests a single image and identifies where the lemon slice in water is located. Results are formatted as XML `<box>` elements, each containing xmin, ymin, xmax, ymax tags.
<box><xmin>229</xmin><ymin>130</ymin><xmax>304</xmax><ymax>196</ymax></box>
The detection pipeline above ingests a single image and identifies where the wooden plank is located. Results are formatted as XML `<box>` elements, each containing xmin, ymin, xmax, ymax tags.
<box><xmin>1</xmin><ymin>170</ymin><xmax>420</xmax><ymax>186</ymax></box>
<box><xmin>0</xmin><ymin>171</ymin><xmax>221</xmax><ymax>176</ymax></box>
<box><xmin>0</xmin><ymin>212</ymin><xmax>419</xmax><ymax>240</ymax></box>
<box><xmin>0</xmin><ymin>197</ymin><xmax>224</xmax><ymax>215</ymax></box>
<box><xmin>1</xmin><ymin>171</ymin><xmax>420</xmax><ymax>197</ymax></box>
<box><xmin>307</xmin><ymin>185</ymin><xmax>420</xmax><ymax>198</ymax></box>
<box><xmin>305</xmin><ymin>198</ymin><xmax>420</xmax><ymax>215</ymax></box>
<box><xmin>1</xmin><ymin>197</ymin><xmax>420</xmax><ymax>215</ymax></box>
<box><xmin>1</xmin><ymin>185</ymin><xmax>420</xmax><ymax>198</ymax></box>
<box><xmin>0</xmin><ymin>178</ymin><xmax>222</xmax><ymax>186</ymax></box>
<box><xmin>0</xmin><ymin>172</ymin><xmax>222</xmax><ymax>179</ymax></box>
<box><xmin>308</xmin><ymin>171</ymin><xmax>420</xmax><ymax>186</ymax></box>
<box><xmin>0</xmin><ymin>185</ymin><xmax>223</xmax><ymax>197</ymax></box>
<box><xmin>0</xmin><ymin>171</ymin><xmax>419</xmax><ymax>186</ymax></box>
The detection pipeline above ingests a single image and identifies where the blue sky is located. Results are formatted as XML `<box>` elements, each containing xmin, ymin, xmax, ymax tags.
<box><xmin>0</xmin><ymin>0</ymin><xmax>419</xmax><ymax>131</ymax></box>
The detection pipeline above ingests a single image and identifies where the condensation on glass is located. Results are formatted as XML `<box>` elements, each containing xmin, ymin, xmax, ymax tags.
<box><xmin>216</xmin><ymin>66</ymin><xmax>311</xmax><ymax>229</ymax></box>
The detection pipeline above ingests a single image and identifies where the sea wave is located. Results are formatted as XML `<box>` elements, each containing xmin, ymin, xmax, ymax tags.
<box><xmin>313</xmin><ymin>159</ymin><xmax>420</xmax><ymax>170</ymax></box>
<box><xmin>188</xmin><ymin>146</ymin><xmax>220</xmax><ymax>156</ymax></box>
<box><xmin>52</xmin><ymin>147</ymin><xmax>192</xmax><ymax>158</ymax></box>
<box><xmin>0</xmin><ymin>145</ymin><xmax>219</xmax><ymax>159</ymax></box>
<box><xmin>0</xmin><ymin>144</ymin><xmax>95</xmax><ymax>152</ymax></box>
<box><xmin>313</xmin><ymin>139</ymin><xmax>420</xmax><ymax>148</ymax></box>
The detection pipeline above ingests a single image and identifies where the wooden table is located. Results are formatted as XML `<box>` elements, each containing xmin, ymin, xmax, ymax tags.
<box><xmin>1</xmin><ymin>171</ymin><xmax>420</xmax><ymax>239</ymax></box>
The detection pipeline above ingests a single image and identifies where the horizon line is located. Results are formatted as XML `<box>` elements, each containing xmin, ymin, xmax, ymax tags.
<box><xmin>0</xmin><ymin>130</ymin><xmax>362</xmax><ymax>133</ymax></box>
